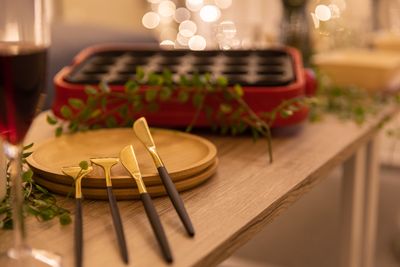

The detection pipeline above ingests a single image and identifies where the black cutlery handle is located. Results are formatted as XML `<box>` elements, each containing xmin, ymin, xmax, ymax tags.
<box><xmin>158</xmin><ymin>166</ymin><xmax>195</xmax><ymax>237</ymax></box>
<box><xmin>140</xmin><ymin>193</ymin><xmax>173</xmax><ymax>263</ymax></box>
<box><xmin>75</xmin><ymin>198</ymin><xmax>83</xmax><ymax>267</ymax></box>
<box><xmin>107</xmin><ymin>187</ymin><xmax>129</xmax><ymax>264</ymax></box>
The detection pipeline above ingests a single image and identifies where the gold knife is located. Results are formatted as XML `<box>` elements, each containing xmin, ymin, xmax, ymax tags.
<box><xmin>120</xmin><ymin>145</ymin><xmax>173</xmax><ymax>263</ymax></box>
<box><xmin>133</xmin><ymin>117</ymin><xmax>195</xmax><ymax>236</ymax></box>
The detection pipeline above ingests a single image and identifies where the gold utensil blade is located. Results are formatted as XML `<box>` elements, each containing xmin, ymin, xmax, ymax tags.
<box><xmin>90</xmin><ymin>158</ymin><xmax>119</xmax><ymax>187</ymax></box>
<box><xmin>120</xmin><ymin>145</ymin><xmax>147</xmax><ymax>193</ymax></box>
<box><xmin>61</xmin><ymin>166</ymin><xmax>93</xmax><ymax>198</ymax></box>
<box><xmin>61</xmin><ymin>166</ymin><xmax>93</xmax><ymax>180</ymax></box>
<box><xmin>133</xmin><ymin>117</ymin><xmax>155</xmax><ymax>148</ymax></box>
<box><xmin>133</xmin><ymin>117</ymin><xmax>163</xmax><ymax>168</ymax></box>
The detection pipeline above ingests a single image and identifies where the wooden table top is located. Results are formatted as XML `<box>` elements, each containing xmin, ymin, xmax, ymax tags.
<box><xmin>0</xmin><ymin>108</ymin><xmax>395</xmax><ymax>267</ymax></box>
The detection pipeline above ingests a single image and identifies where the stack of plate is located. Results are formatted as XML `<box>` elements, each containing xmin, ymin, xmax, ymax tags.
<box><xmin>27</xmin><ymin>128</ymin><xmax>218</xmax><ymax>200</ymax></box>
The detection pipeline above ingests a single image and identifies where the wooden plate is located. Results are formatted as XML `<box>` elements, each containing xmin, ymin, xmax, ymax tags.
<box><xmin>32</xmin><ymin>159</ymin><xmax>218</xmax><ymax>200</ymax></box>
<box><xmin>27</xmin><ymin>128</ymin><xmax>217</xmax><ymax>188</ymax></box>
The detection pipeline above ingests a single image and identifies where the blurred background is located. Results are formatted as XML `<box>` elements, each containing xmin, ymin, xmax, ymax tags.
<box><xmin>44</xmin><ymin>1</ymin><xmax>400</xmax><ymax>266</ymax></box>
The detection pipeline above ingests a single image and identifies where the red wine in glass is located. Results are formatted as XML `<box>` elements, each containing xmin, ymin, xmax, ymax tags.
<box><xmin>0</xmin><ymin>43</ymin><xmax>47</xmax><ymax>145</ymax></box>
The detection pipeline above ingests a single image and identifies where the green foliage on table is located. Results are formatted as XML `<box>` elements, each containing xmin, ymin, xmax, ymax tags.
<box><xmin>0</xmin><ymin>144</ymin><xmax>71</xmax><ymax>229</ymax></box>
<box><xmin>46</xmin><ymin>67</ymin><xmax>400</xmax><ymax>164</ymax></box>
<box><xmin>47</xmin><ymin>67</ymin><xmax>312</xmax><ymax>163</ymax></box>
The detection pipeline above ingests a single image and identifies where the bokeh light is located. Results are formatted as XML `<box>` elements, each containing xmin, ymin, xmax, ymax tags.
<box><xmin>188</xmin><ymin>35</ymin><xmax>207</xmax><ymax>50</ymax></box>
<box><xmin>174</xmin><ymin>7</ymin><xmax>191</xmax><ymax>23</ymax></box>
<box><xmin>186</xmin><ymin>0</ymin><xmax>204</xmax><ymax>12</ymax></box>
<box><xmin>179</xmin><ymin>20</ymin><xmax>197</xmax><ymax>37</ymax></box>
<box><xmin>142</xmin><ymin>12</ymin><xmax>160</xmax><ymax>29</ymax></box>
<box><xmin>177</xmin><ymin>32</ymin><xmax>190</xmax><ymax>46</ymax></box>
<box><xmin>160</xmin><ymin>27</ymin><xmax>178</xmax><ymax>40</ymax></box>
<box><xmin>218</xmin><ymin>20</ymin><xmax>236</xmax><ymax>39</ymax></box>
<box><xmin>200</xmin><ymin>5</ymin><xmax>221</xmax><ymax>22</ymax></box>
<box><xmin>160</xmin><ymin>40</ymin><xmax>175</xmax><ymax>48</ymax></box>
<box><xmin>158</xmin><ymin>1</ymin><xmax>176</xmax><ymax>17</ymax></box>
<box><xmin>215</xmin><ymin>0</ymin><xmax>232</xmax><ymax>9</ymax></box>
<box><xmin>315</xmin><ymin>4</ymin><xmax>332</xmax><ymax>22</ymax></box>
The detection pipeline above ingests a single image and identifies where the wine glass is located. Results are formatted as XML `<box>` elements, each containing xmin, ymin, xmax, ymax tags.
<box><xmin>0</xmin><ymin>0</ymin><xmax>62</xmax><ymax>266</ymax></box>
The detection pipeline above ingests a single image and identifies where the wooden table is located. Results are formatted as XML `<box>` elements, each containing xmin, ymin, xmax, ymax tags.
<box><xmin>0</xmin><ymin>108</ymin><xmax>396</xmax><ymax>267</ymax></box>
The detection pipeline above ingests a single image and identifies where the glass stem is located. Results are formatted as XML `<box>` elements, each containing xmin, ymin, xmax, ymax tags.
<box><xmin>4</xmin><ymin>142</ymin><xmax>27</xmax><ymax>253</ymax></box>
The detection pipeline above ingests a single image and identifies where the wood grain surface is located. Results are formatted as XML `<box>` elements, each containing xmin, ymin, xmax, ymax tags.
<box><xmin>26</xmin><ymin>128</ymin><xmax>217</xmax><ymax>187</ymax></box>
<box><xmin>0</xmin><ymin>108</ymin><xmax>396</xmax><ymax>267</ymax></box>
<box><xmin>32</xmin><ymin>158</ymin><xmax>218</xmax><ymax>200</ymax></box>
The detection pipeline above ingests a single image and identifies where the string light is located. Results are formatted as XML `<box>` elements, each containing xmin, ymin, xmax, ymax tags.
<box><xmin>142</xmin><ymin>0</ymin><xmax>236</xmax><ymax>50</ymax></box>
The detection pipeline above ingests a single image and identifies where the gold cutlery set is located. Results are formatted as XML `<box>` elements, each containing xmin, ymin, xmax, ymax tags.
<box><xmin>62</xmin><ymin>117</ymin><xmax>195</xmax><ymax>266</ymax></box>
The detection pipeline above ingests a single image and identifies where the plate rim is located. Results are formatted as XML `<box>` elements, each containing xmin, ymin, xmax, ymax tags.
<box><xmin>27</xmin><ymin>127</ymin><xmax>217</xmax><ymax>180</ymax></box>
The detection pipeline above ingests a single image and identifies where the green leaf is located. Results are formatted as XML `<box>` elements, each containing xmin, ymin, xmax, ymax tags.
<box><xmin>39</xmin><ymin>209</ymin><xmax>55</xmax><ymax>221</ymax></box>
<box><xmin>60</xmin><ymin>106</ymin><xmax>72</xmax><ymax>119</ymax></box>
<box><xmin>280</xmin><ymin>109</ymin><xmax>293</xmax><ymax>118</ymax></box>
<box><xmin>22</xmin><ymin>152</ymin><xmax>33</xmax><ymax>158</ymax></box>
<box><xmin>79</xmin><ymin>161</ymin><xmax>89</xmax><ymax>170</ymax></box>
<box><xmin>132</xmin><ymin>95</ymin><xmax>143</xmax><ymax>111</ymax></box>
<box><xmin>33</xmin><ymin>199</ymin><xmax>50</xmax><ymax>208</ymax></box>
<box><xmin>192</xmin><ymin>73</ymin><xmax>202</xmax><ymax>87</ymax></box>
<box><xmin>68</xmin><ymin>98</ymin><xmax>84</xmax><ymax>110</ymax></box>
<box><xmin>135</xmin><ymin>67</ymin><xmax>145</xmax><ymax>81</ymax></box>
<box><xmin>125</xmin><ymin>80</ymin><xmax>139</xmax><ymax>93</ymax></box>
<box><xmin>100</xmin><ymin>97</ymin><xmax>107</xmax><ymax>110</ymax></box>
<box><xmin>192</xmin><ymin>93</ymin><xmax>204</xmax><ymax>108</ymax></box>
<box><xmin>22</xmin><ymin>169</ymin><xmax>33</xmax><ymax>183</ymax></box>
<box><xmin>35</xmin><ymin>184</ymin><xmax>49</xmax><ymax>194</ymax></box>
<box><xmin>99</xmin><ymin>82</ymin><xmax>111</xmax><ymax>93</ymax></box>
<box><xmin>148</xmin><ymin>73</ymin><xmax>162</xmax><ymax>86</ymax></box>
<box><xmin>180</xmin><ymin>75</ymin><xmax>189</xmax><ymax>86</ymax></box>
<box><xmin>162</xmin><ymin>69</ymin><xmax>173</xmax><ymax>85</ymax></box>
<box><xmin>178</xmin><ymin>91</ymin><xmax>189</xmax><ymax>103</ymax></box>
<box><xmin>159</xmin><ymin>87</ymin><xmax>172</xmax><ymax>101</ymax></box>
<box><xmin>219</xmin><ymin>103</ymin><xmax>232</xmax><ymax>114</ymax></box>
<box><xmin>55</xmin><ymin>126</ymin><xmax>63</xmax><ymax>137</ymax></box>
<box><xmin>118</xmin><ymin>105</ymin><xmax>129</xmax><ymax>118</ymax></box>
<box><xmin>84</xmin><ymin>86</ymin><xmax>98</xmax><ymax>95</ymax></box>
<box><xmin>59</xmin><ymin>213</ymin><xmax>72</xmax><ymax>225</ymax></box>
<box><xmin>105</xmin><ymin>117</ymin><xmax>117</xmax><ymax>128</ymax></box>
<box><xmin>90</xmin><ymin>109</ymin><xmax>102</xmax><ymax>119</ymax></box>
<box><xmin>233</xmin><ymin>84</ymin><xmax>244</xmax><ymax>97</ymax></box>
<box><xmin>145</xmin><ymin>89</ymin><xmax>158</xmax><ymax>102</ymax></box>
<box><xmin>23</xmin><ymin>143</ymin><xmax>34</xmax><ymax>150</ymax></box>
<box><xmin>46</xmin><ymin>115</ymin><xmax>58</xmax><ymax>125</ymax></box>
<box><xmin>216</xmin><ymin>76</ymin><xmax>228</xmax><ymax>87</ymax></box>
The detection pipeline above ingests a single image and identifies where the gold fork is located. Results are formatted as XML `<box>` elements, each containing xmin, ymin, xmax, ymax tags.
<box><xmin>62</xmin><ymin>166</ymin><xmax>93</xmax><ymax>267</ymax></box>
<box><xmin>90</xmin><ymin>158</ymin><xmax>129</xmax><ymax>264</ymax></box>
